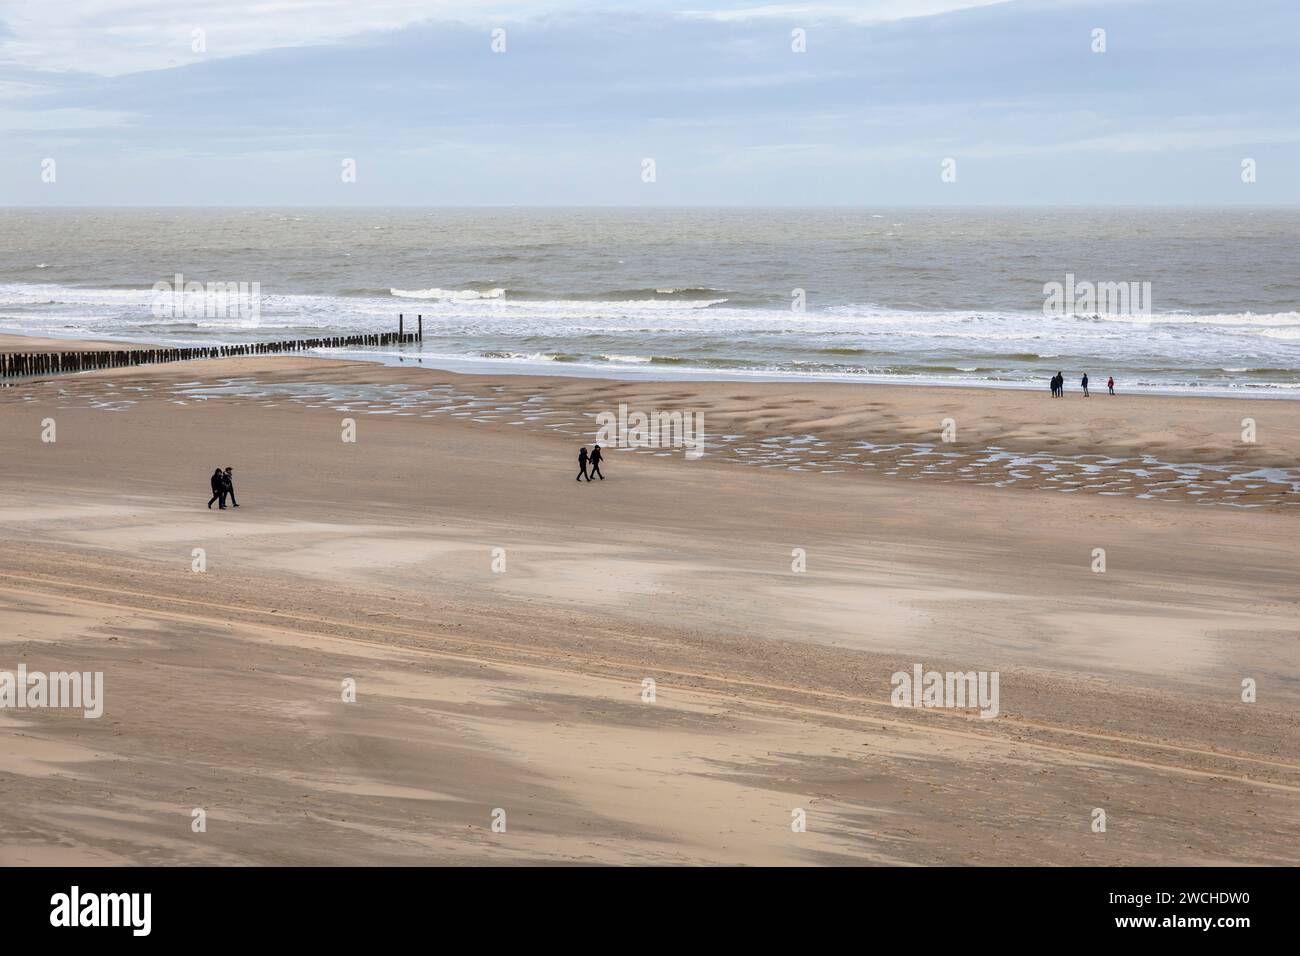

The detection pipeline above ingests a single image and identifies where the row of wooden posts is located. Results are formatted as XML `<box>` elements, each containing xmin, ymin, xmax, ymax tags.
<box><xmin>0</xmin><ymin>316</ymin><xmax>424</xmax><ymax>380</ymax></box>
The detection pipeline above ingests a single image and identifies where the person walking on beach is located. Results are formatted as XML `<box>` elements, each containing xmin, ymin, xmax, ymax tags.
<box><xmin>577</xmin><ymin>446</ymin><xmax>590</xmax><ymax>482</ymax></box>
<box><xmin>223</xmin><ymin>466</ymin><xmax>239</xmax><ymax>508</ymax></box>
<box><xmin>1108</xmin><ymin>375</ymin><xmax>1115</xmax><ymax>395</ymax></box>
<box><xmin>1081</xmin><ymin>372</ymin><xmax>1090</xmax><ymax>397</ymax></box>
<box><xmin>589</xmin><ymin>443</ymin><xmax>605</xmax><ymax>481</ymax></box>
<box><xmin>207</xmin><ymin>467</ymin><xmax>226</xmax><ymax>509</ymax></box>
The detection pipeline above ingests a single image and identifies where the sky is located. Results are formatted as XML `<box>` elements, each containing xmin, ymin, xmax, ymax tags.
<box><xmin>0</xmin><ymin>0</ymin><xmax>1297</xmax><ymax>205</ymax></box>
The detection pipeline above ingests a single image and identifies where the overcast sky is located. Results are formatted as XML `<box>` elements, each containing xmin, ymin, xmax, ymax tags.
<box><xmin>1</xmin><ymin>0</ymin><xmax>1297</xmax><ymax>205</ymax></box>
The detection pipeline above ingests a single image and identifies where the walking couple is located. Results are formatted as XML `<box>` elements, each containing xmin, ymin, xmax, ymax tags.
<box><xmin>207</xmin><ymin>467</ymin><xmax>239</xmax><ymax>509</ymax></box>
<box><xmin>576</xmin><ymin>444</ymin><xmax>605</xmax><ymax>481</ymax></box>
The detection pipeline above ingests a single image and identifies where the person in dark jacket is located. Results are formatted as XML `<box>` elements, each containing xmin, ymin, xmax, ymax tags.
<box><xmin>577</xmin><ymin>446</ymin><xmax>590</xmax><ymax>482</ymax></box>
<box><xmin>207</xmin><ymin>468</ymin><xmax>226</xmax><ymax>509</ymax></box>
<box><xmin>1081</xmin><ymin>372</ymin><xmax>1090</xmax><ymax>397</ymax></box>
<box><xmin>589</xmin><ymin>443</ymin><xmax>605</xmax><ymax>480</ymax></box>
<box><xmin>223</xmin><ymin>466</ymin><xmax>238</xmax><ymax>507</ymax></box>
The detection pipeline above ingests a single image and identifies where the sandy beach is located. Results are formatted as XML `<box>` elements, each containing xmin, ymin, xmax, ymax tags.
<box><xmin>1</xmin><ymin>334</ymin><xmax>1298</xmax><ymax>865</ymax></box>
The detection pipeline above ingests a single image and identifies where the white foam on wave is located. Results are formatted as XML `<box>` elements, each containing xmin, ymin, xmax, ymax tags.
<box><xmin>2</xmin><ymin>279</ymin><xmax>1298</xmax><ymax>394</ymax></box>
<box><xmin>388</xmin><ymin>288</ymin><xmax>728</xmax><ymax>310</ymax></box>
<box><xmin>390</xmin><ymin>287</ymin><xmax>505</xmax><ymax>301</ymax></box>
<box><xmin>1090</xmin><ymin>311</ymin><xmax>1300</xmax><ymax>327</ymax></box>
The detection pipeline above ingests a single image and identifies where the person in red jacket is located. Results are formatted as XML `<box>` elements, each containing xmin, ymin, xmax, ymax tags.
<box><xmin>1107</xmin><ymin>376</ymin><xmax>1115</xmax><ymax>395</ymax></box>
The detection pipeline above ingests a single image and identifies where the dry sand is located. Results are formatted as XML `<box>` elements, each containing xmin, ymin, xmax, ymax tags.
<box><xmin>1</xmin><ymin>338</ymin><xmax>1298</xmax><ymax>865</ymax></box>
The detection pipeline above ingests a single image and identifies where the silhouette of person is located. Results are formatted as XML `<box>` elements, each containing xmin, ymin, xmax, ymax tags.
<box><xmin>223</xmin><ymin>466</ymin><xmax>238</xmax><ymax>507</ymax></box>
<box><xmin>577</xmin><ymin>446</ymin><xmax>590</xmax><ymax>482</ymax></box>
<box><xmin>1107</xmin><ymin>375</ymin><xmax>1115</xmax><ymax>395</ymax></box>
<box><xmin>207</xmin><ymin>467</ymin><xmax>226</xmax><ymax>509</ymax></box>
<box><xmin>1081</xmin><ymin>372</ymin><xmax>1090</xmax><ymax>397</ymax></box>
<box><xmin>589</xmin><ymin>443</ymin><xmax>605</xmax><ymax>481</ymax></box>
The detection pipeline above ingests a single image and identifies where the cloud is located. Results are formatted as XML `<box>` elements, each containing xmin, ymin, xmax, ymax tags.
<box><xmin>679</xmin><ymin>1</ymin><xmax>1012</xmax><ymax>23</ymax></box>
<box><xmin>967</xmin><ymin>124</ymin><xmax>1300</xmax><ymax>157</ymax></box>
<box><xmin>0</xmin><ymin>77</ymin><xmax>52</xmax><ymax>98</ymax></box>
<box><xmin>0</xmin><ymin>0</ymin><xmax>539</xmax><ymax>76</ymax></box>
<box><xmin>609</xmin><ymin>69</ymin><xmax>851</xmax><ymax>93</ymax></box>
<box><xmin>2</xmin><ymin>0</ymin><xmax>1299</xmax><ymax>204</ymax></box>
<box><xmin>1</xmin><ymin>1</ymin><xmax>1022</xmax><ymax>77</ymax></box>
<box><xmin>0</xmin><ymin>106</ymin><xmax>132</xmax><ymax>129</ymax></box>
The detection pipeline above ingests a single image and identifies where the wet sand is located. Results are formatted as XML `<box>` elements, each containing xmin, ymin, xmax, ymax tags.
<box><xmin>1</xmin><ymin>345</ymin><xmax>1298</xmax><ymax>865</ymax></box>
<box><xmin>0</xmin><ymin>332</ymin><xmax>140</xmax><ymax>352</ymax></box>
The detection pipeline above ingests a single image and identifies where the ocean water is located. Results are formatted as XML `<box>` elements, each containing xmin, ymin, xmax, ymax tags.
<box><xmin>2</xmin><ymin>207</ymin><xmax>1298</xmax><ymax>395</ymax></box>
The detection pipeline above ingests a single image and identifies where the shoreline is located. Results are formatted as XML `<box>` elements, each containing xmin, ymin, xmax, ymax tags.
<box><xmin>4</xmin><ymin>331</ymin><xmax>1300</xmax><ymax>402</ymax></box>
<box><xmin>6</xmin><ymin>347</ymin><xmax>1299</xmax><ymax>509</ymax></box>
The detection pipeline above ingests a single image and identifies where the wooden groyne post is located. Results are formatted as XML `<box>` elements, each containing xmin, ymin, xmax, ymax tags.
<box><xmin>1</xmin><ymin>318</ymin><xmax>424</xmax><ymax>382</ymax></box>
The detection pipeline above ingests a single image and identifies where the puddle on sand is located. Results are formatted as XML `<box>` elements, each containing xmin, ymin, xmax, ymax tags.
<box><xmin>11</xmin><ymin>375</ymin><xmax>1297</xmax><ymax>510</ymax></box>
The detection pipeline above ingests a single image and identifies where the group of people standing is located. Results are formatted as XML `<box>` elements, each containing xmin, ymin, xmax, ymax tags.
<box><xmin>207</xmin><ymin>467</ymin><xmax>239</xmax><ymax>509</ymax></box>
<box><xmin>577</xmin><ymin>444</ymin><xmax>605</xmax><ymax>482</ymax></box>
<box><xmin>1050</xmin><ymin>372</ymin><xmax>1114</xmax><ymax>397</ymax></box>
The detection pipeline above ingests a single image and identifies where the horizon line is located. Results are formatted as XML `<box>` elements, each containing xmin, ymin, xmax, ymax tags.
<box><xmin>4</xmin><ymin>202</ymin><xmax>1300</xmax><ymax>211</ymax></box>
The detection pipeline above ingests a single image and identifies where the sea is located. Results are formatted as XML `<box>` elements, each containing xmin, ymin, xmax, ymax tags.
<box><xmin>2</xmin><ymin>207</ymin><xmax>1298</xmax><ymax>396</ymax></box>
